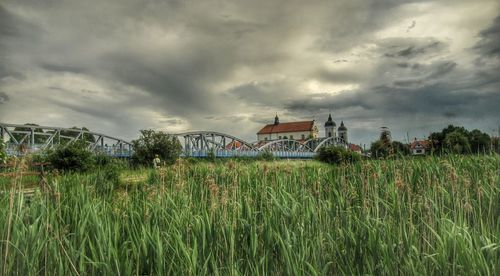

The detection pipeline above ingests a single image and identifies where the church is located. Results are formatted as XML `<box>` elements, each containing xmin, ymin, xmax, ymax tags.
<box><xmin>257</xmin><ymin>114</ymin><xmax>348</xmax><ymax>143</ymax></box>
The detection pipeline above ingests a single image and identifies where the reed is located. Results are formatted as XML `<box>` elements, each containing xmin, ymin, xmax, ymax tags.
<box><xmin>0</xmin><ymin>155</ymin><xmax>498</xmax><ymax>275</ymax></box>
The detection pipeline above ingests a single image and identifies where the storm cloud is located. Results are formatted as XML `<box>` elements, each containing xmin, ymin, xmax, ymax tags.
<box><xmin>0</xmin><ymin>0</ymin><xmax>499</xmax><ymax>144</ymax></box>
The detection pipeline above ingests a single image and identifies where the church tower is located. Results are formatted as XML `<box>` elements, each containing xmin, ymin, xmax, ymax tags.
<box><xmin>324</xmin><ymin>113</ymin><xmax>336</xmax><ymax>138</ymax></box>
<box><xmin>338</xmin><ymin>121</ymin><xmax>348</xmax><ymax>143</ymax></box>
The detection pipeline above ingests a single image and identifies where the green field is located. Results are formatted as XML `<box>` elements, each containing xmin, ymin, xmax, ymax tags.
<box><xmin>1</xmin><ymin>155</ymin><xmax>499</xmax><ymax>275</ymax></box>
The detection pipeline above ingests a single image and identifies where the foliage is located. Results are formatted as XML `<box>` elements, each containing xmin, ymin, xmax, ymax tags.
<box><xmin>1</xmin><ymin>156</ymin><xmax>498</xmax><ymax>274</ymax></box>
<box><xmin>0</xmin><ymin>140</ymin><xmax>6</xmax><ymax>164</ymax></box>
<box><xmin>469</xmin><ymin>129</ymin><xmax>491</xmax><ymax>153</ymax></box>
<box><xmin>493</xmin><ymin>137</ymin><xmax>500</xmax><ymax>154</ymax></box>
<box><xmin>47</xmin><ymin>140</ymin><xmax>95</xmax><ymax>172</ymax></box>
<box><xmin>370</xmin><ymin>139</ymin><xmax>410</xmax><ymax>159</ymax></box>
<box><xmin>316</xmin><ymin>146</ymin><xmax>360</xmax><ymax>164</ymax></box>
<box><xmin>257</xmin><ymin>150</ymin><xmax>275</xmax><ymax>161</ymax></box>
<box><xmin>392</xmin><ymin>141</ymin><xmax>411</xmax><ymax>155</ymax></box>
<box><xmin>206</xmin><ymin>149</ymin><xmax>217</xmax><ymax>162</ymax></box>
<box><xmin>444</xmin><ymin>130</ymin><xmax>471</xmax><ymax>154</ymax></box>
<box><xmin>131</xmin><ymin>129</ymin><xmax>182</xmax><ymax>166</ymax></box>
<box><xmin>429</xmin><ymin>125</ymin><xmax>491</xmax><ymax>154</ymax></box>
<box><xmin>93</xmin><ymin>163</ymin><xmax>122</xmax><ymax>196</ymax></box>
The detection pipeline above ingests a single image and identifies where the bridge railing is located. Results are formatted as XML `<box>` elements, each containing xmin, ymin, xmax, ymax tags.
<box><xmin>182</xmin><ymin>150</ymin><xmax>316</xmax><ymax>159</ymax></box>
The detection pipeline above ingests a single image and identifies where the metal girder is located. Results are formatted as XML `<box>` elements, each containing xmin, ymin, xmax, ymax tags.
<box><xmin>258</xmin><ymin>139</ymin><xmax>312</xmax><ymax>152</ymax></box>
<box><xmin>0</xmin><ymin>122</ymin><xmax>133</xmax><ymax>157</ymax></box>
<box><xmin>175</xmin><ymin>131</ymin><xmax>257</xmax><ymax>155</ymax></box>
<box><xmin>1</xmin><ymin>123</ymin><xmax>349</xmax><ymax>158</ymax></box>
<box><xmin>312</xmin><ymin>136</ymin><xmax>347</xmax><ymax>152</ymax></box>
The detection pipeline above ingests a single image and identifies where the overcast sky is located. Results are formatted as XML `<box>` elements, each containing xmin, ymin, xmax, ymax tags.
<box><xmin>1</xmin><ymin>0</ymin><xmax>499</xmax><ymax>145</ymax></box>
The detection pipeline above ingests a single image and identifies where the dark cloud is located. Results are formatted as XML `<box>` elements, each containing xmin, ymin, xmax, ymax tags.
<box><xmin>474</xmin><ymin>15</ymin><xmax>500</xmax><ymax>57</ymax></box>
<box><xmin>0</xmin><ymin>92</ymin><xmax>9</xmax><ymax>104</ymax></box>
<box><xmin>0</xmin><ymin>0</ymin><xmax>498</xmax><ymax>144</ymax></box>
<box><xmin>381</xmin><ymin>37</ymin><xmax>448</xmax><ymax>59</ymax></box>
<box><xmin>41</xmin><ymin>63</ymin><xmax>86</xmax><ymax>74</ymax></box>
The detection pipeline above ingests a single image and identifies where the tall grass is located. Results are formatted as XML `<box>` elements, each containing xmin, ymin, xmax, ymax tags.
<box><xmin>1</xmin><ymin>155</ymin><xmax>499</xmax><ymax>275</ymax></box>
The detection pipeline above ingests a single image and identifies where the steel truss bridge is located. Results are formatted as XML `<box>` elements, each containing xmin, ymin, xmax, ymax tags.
<box><xmin>1</xmin><ymin>123</ymin><xmax>133</xmax><ymax>157</ymax></box>
<box><xmin>1</xmin><ymin>123</ymin><xmax>347</xmax><ymax>159</ymax></box>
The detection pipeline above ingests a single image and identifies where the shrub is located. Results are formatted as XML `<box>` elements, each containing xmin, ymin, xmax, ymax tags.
<box><xmin>316</xmin><ymin>146</ymin><xmax>360</xmax><ymax>164</ymax></box>
<box><xmin>0</xmin><ymin>140</ymin><xmax>6</xmax><ymax>164</ymax></box>
<box><xmin>257</xmin><ymin>150</ymin><xmax>275</xmax><ymax>161</ymax></box>
<box><xmin>48</xmin><ymin>141</ymin><xmax>95</xmax><ymax>172</ymax></box>
<box><xmin>207</xmin><ymin>149</ymin><xmax>217</xmax><ymax>162</ymax></box>
<box><xmin>131</xmin><ymin>130</ymin><xmax>182</xmax><ymax>167</ymax></box>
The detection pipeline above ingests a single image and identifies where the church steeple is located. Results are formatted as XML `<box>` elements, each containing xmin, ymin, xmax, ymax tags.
<box><xmin>274</xmin><ymin>114</ymin><xmax>280</xmax><ymax>125</ymax></box>
<box><xmin>324</xmin><ymin>113</ymin><xmax>335</xmax><ymax>127</ymax></box>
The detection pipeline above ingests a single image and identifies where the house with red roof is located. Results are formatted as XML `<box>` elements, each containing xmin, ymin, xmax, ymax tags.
<box><xmin>257</xmin><ymin>115</ymin><xmax>319</xmax><ymax>142</ymax></box>
<box><xmin>348</xmin><ymin>143</ymin><xmax>363</xmax><ymax>154</ymax></box>
<box><xmin>410</xmin><ymin>138</ymin><xmax>431</xmax><ymax>155</ymax></box>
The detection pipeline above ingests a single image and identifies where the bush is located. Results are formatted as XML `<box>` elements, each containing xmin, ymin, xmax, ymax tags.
<box><xmin>48</xmin><ymin>141</ymin><xmax>95</xmax><ymax>172</ymax></box>
<box><xmin>0</xmin><ymin>140</ymin><xmax>6</xmax><ymax>164</ymax></box>
<box><xmin>207</xmin><ymin>149</ymin><xmax>217</xmax><ymax>162</ymax></box>
<box><xmin>257</xmin><ymin>150</ymin><xmax>275</xmax><ymax>161</ymax></box>
<box><xmin>316</xmin><ymin>146</ymin><xmax>360</xmax><ymax>164</ymax></box>
<box><xmin>131</xmin><ymin>130</ymin><xmax>182</xmax><ymax>167</ymax></box>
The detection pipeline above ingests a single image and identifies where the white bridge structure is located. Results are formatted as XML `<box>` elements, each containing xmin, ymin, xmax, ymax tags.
<box><xmin>168</xmin><ymin>131</ymin><xmax>347</xmax><ymax>158</ymax></box>
<box><xmin>0</xmin><ymin>123</ymin><xmax>133</xmax><ymax>157</ymax></box>
<box><xmin>1</xmin><ymin>123</ymin><xmax>348</xmax><ymax>159</ymax></box>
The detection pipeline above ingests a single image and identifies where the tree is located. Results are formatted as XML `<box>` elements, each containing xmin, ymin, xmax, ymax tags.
<box><xmin>429</xmin><ymin>125</ymin><xmax>491</xmax><ymax>154</ymax></box>
<box><xmin>492</xmin><ymin>137</ymin><xmax>500</xmax><ymax>154</ymax></box>
<box><xmin>131</xmin><ymin>130</ymin><xmax>182</xmax><ymax>166</ymax></box>
<box><xmin>392</xmin><ymin>141</ymin><xmax>411</xmax><ymax>156</ymax></box>
<box><xmin>444</xmin><ymin>130</ymin><xmax>471</xmax><ymax>154</ymax></box>
<box><xmin>469</xmin><ymin>129</ymin><xmax>491</xmax><ymax>153</ymax></box>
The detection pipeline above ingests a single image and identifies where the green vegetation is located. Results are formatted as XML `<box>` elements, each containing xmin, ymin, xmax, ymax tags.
<box><xmin>430</xmin><ymin>125</ymin><xmax>492</xmax><ymax>154</ymax></box>
<box><xmin>370</xmin><ymin>128</ymin><xmax>410</xmax><ymax>159</ymax></box>
<box><xmin>46</xmin><ymin>140</ymin><xmax>96</xmax><ymax>173</ymax></box>
<box><xmin>257</xmin><ymin>150</ymin><xmax>275</xmax><ymax>161</ymax></box>
<box><xmin>1</xmin><ymin>155</ymin><xmax>498</xmax><ymax>274</ymax></box>
<box><xmin>0</xmin><ymin>140</ymin><xmax>6</xmax><ymax>164</ymax></box>
<box><xmin>131</xmin><ymin>129</ymin><xmax>182</xmax><ymax>166</ymax></box>
<box><xmin>316</xmin><ymin>145</ymin><xmax>361</xmax><ymax>164</ymax></box>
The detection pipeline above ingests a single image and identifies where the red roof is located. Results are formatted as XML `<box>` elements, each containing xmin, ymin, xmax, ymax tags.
<box><xmin>410</xmin><ymin>140</ymin><xmax>430</xmax><ymax>149</ymax></box>
<box><xmin>257</xmin><ymin>121</ymin><xmax>314</xmax><ymax>135</ymax></box>
<box><xmin>348</xmin><ymin>143</ymin><xmax>362</xmax><ymax>152</ymax></box>
<box><xmin>225</xmin><ymin>140</ymin><xmax>243</xmax><ymax>150</ymax></box>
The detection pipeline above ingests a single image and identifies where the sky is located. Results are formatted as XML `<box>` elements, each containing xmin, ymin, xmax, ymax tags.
<box><xmin>0</xmin><ymin>0</ymin><xmax>499</xmax><ymax>146</ymax></box>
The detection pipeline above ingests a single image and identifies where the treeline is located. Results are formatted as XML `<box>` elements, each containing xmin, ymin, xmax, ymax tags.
<box><xmin>370</xmin><ymin>125</ymin><xmax>498</xmax><ymax>158</ymax></box>
<box><xmin>429</xmin><ymin>125</ymin><xmax>495</xmax><ymax>154</ymax></box>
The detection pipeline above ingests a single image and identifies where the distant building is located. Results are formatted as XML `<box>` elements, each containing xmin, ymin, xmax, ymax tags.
<box><xmin>256</xmin><ymin>114</ymin><xmax>349</xmax><ymax>143</ymax></box>
<box><xmin>410</xmin><ymin>139</ymin><xmax>430</xmax><ymax>155</ymax></box>
<box><xmin>324</xmin><ymin>113</ymin><xmax>336</xmax><ymax>138</ymax></box>
<box><xmin>338</xmin><ymin>121</ymin><xmax>348</xmax><ymax>143</ymax></box>
<box><xmin>324</xmin><ymin>113</ymin><xmax>348</xmax><ymax>143</ymax></box>
<box><xmin>257</xmin><ymin>115</ymin><xmax>319</xmax><ymax>142</ymax></box>
<box><xmin>348</xmin><ymin>143</ymin><xmax>363</xmax><ymax>154</ymax></box>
